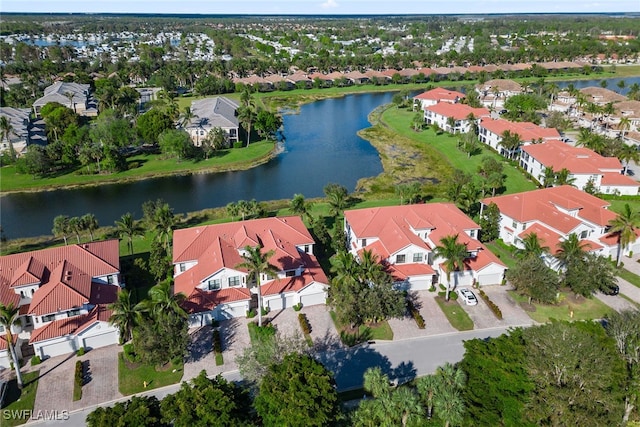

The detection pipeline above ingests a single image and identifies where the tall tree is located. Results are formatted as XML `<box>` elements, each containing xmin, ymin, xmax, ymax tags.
<box><xmin>235</xmin><ymin>245</ymin><xmax>278</xmax><ymax>327</ymax></box>
<box><xmin>608</xmin><ymin>203</ymin><xmax>640</xmax><ymax>266</ymax></box>
<box><xmin>506</xmin><ymin>254</ymin><xmax>559</xmax><ymax>304</ymax></box>
<box><xmin>0</xmin><ymin>303</ymin><xmax>23</xmax><ymax>389</ymax></box>
<box><xmin>116</xmin><ymin>212</ymin><xmax>145</xmax><ymax>255</ymax></box>
<box><xmin>434</xmin><ymin>235</ymin><xmax>469</xmax><ymax>301</ymax></box>
<box><xmin>254</xmin><ymin>353</ymin><xmax>340</xmax><ymax>427</ymax></box>
<box><xmin>52</xmin><ymin>214</ymin><xmax>71</xmax><ymax>245</ymax></box>
<box><xmin>516</xmin><ymin>232</ymin><xmax>550</xmax><ymax>259</ymax></box>
<box><xmin>555</xmin><ymin>233</ymin><xmax>588</xmax><ymax>271</ymax></box>
<box><xmin>617</xmin><ymin>142</ymin><xmax>639</xmax><ymax>176</ymax></box>
<box><xmin>289</xmin><ymin>193</ymin><xmax>314</xmax><ymax>223</ymax></box>
<box><xmin>108</xmin><ymin>289</ymin><xmax>139</xmax><ymax>344</ymax></box>
<box><xmin>323</xmin><ymin>183</ymin><xmax>349</xmax><ymax>217</ymax></box>
<box><xmin>81</xmin><ymin>213</ymin><xmax>99</xmax><ymax>242</ymax></box>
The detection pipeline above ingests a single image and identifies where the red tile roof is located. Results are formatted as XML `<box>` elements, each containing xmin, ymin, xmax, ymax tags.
<box><xmin>181</xmin><ymin>287</ymin><xmax>252</xmax><ymax>315</ymax></box>
<box><xmin>425</xmin><ymin>102</ymin><xmax>490</xmax><ymax>120</ymax></box>
<box><xmin>387</xmin><ymin>263</ymin><xmax>436</xmax><ymax>281</ymax></box>
<box><xmin>482</xmin><ymin>186</ymin><xmax>618</xmax><ymax>231</ymax></box>
<box><xmin>601</xmin><ymin>172</ymin><xmax>640</xmax><ymax>187</ymax></box>
<box><xmin>414</xmin><ymin>87</ymin><xmax>465</xmax><ymax>102</ymax></box>
<box><xmin>518</xmin><ymin>223</ymin><xmax>563</xmax><ymax>254</ymax></box>
<box><xmin>522</xmin><ymin>140</ymin><xmax>624</xmax><ymax>174</ymax></box>
<box><xmin>29</xmin><ymin>305</ymin><xmax>113</xmax><ymax>343</ymax></box>
<box><xmin>0</xmin><ymin>333</ymin><xmax>18</xmax><ymax>351</ymax></box>
<box><xmin>479</xmin><ymin>118</ymin><xmax>560</xmax><ymax>142</ymax></box>
<box><xmin>261</xmin><ymin>252</ymin><xmax>328</xmax><ymax>296</ymax></box>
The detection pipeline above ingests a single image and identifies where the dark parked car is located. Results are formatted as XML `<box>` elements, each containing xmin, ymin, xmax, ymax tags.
<box><xmin>602</xmin><ymin>285</ymin><xmax>620</xmax><ymax>296</ymax></box>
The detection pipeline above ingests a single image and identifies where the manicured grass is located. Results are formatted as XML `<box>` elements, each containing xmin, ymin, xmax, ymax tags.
<box><xmin>247</xmin><ymin>321</ymin><xmax>276</xmax><ymax>344</ymax></box>
<box><xmin>1</xmin><ymin>370</ymin><xmax>40</xmax><ymax>427</ymax></box>
<box><xmin>117</xmin><ymin>353</ymin><xmax>183</xmax><ymax>396</ymax></box>
<box><xmin>484</xmin><ymin>240</ymin><xmax>519</xmax><ymax>270</ymax></box>
<box><xmin>434</xmin><ymin>296</ymin><xmax>474</xmax><ymax>331</ymax></box>
<box><xmin>73</xmin><ymin>378</ymin><xmax>82</xmax><ymax>401</ymax></box>
<box><xmin>508</xmin><ymin>290</ymin><xmax>613</xmax><ymax>323</ymax></box>
<box><xmin>616</xmin><ymin>268</ymin><xmax>640</xmax><ymax>289</ymax></box>
<box><xmin>329</xmin><ymin>311</ymin><xmax>394</xmax><ymax>344</ymax></box>
<box><xmin>0</xmin><ymin>141</ymin><xmax>274</xmax><ymax>193</ymax></box>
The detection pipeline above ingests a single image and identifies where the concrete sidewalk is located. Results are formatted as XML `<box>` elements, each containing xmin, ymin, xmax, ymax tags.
<box><xmin>617</xmin><ymin>254</ymin><xmax>640</xmax><ymax>304</ymax></box>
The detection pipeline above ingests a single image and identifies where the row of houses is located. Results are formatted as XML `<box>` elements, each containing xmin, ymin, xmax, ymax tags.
<box><xmin>413</xmin><ymin>87</ymin><xmax>640</xmax><ymax>196</ymax></box>
<box><xmin>232</xmin><ymin>60</ymin><xmax>594</xmax><ymax>90</ymax></box>
<box><xmin>2</xmin><ymin>181</ymin><xmax>632</xmax><ymax>367</ymax></box>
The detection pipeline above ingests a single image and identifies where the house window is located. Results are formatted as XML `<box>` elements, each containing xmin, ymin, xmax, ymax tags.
<box><xmin>304</xmin><ymin>245</ymin><xmax>310</xmax><ymax>253</ymax></box>
<box><xmin>31</xmin><ymin>289</ymin><xmax>35</xmax><ymax>296</ymax></box>
<box><xmin>42</xmin><ymin>314</ymin><xmax>55</xmax><ymax>323</ymax></box>
<box><xmin>107</xmin><ymin>275</ymin><xmax>114</xmax><ymax>284</ymax></box>
<box><xmin>20</xmin><ymin>291</ymin><xmax>25</xmax><ymax>298</ymax></box>
<box><xmin>24</xmin><ymin>316</ymin><xmax>32</xmax><ymax>327</ymax></box>
<box><xmin>0</xmin><ymin>325</ymin><xmax>4</xmax><ymax>332</ymax></box>
<box><xmin>228</xmin><ymin>276</ymin><xmax>240</xmax><ymax>287</ymax></box>
<box><xmin>470</xmin><ymin>230</ymin><xmax>476</xmax><ymax>238</ymax></box>
<box><xmin>512</xmin><ymin>220</ymin><xmax>518</xmax><ymax>229</ymax></box>
<box><xmin>207</xmin><ymin>279</ymin><xmax>221</xmax><ymax>291</ymax></box>
<box><xmin>413</xmin><ymin>253</ymin><xmax>423</xmax><ymax>263</ymax></box>
<box><xmin>286</xmin><ymin>270</ymin><xmax>296</xmax><ymax>277</ymax></box>
<box><xmin>580</xmin><ymin>230</ymin><xmax>588</xmax><ymax>239</ymax></box>
<box><xmin>396</xmin><ymin>254</ymin><xmax>406</xmax><ymax>264</ymax></box>
<box><xmin>67</xmin><ymin>309</ymin><xmax>81</xmax><ymax>318</ymax></box>
<box><xmin>179</xmin><ymin>263</ymin><xmax>186</xmax><ymax>273</ymax></box>
<box><xmin>361</xmin><ymin>239</ymin><xmax>367</xmax><ymax>247</ymax></box>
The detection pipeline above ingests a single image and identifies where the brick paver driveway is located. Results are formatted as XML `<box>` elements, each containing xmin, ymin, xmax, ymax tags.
<box><xmin>32</xmin><ymin>345</ymin><xmax>121</xmax><ymax>415</ymax></box>
<box><xmin>388</xmin><ymin>290</ymin><xmax>457</xmax><ymax>339</ymax></box>
<box><xmin>480</xmin><ymin>285</ymin><xmax>538</xmax><ymax>327</ymax></box>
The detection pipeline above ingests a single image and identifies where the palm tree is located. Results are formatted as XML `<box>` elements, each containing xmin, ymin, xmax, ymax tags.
<box><xmin>149</xmin><ymin>204</ymin><xmax>176</xmax><ymax>251</ymax></box>
<box><xmin>628</xmin><ymin>82</ymin><xmax>640</xmax><ymax>101</ymax></box>
<box><xmin>115</xmin><ymin>213</ymin><xmax>145</xmax><ymax>255</ymax></box>
<box><xmin>617</xmin><ymin>79</ymin><xmax>626</xmax><ymax>94</ymax></box>
<box><xmin>137</xmin><ymin>280</ymin><xmax>187</xmax><ymax>321</ymax></box>
<box><xmin>324</xmin><ymin>184</ymin><xmax>349</xmax><ymax>217</ymax></box>
<box><xmin>108</xmin><ymin>290</ymin><xmax>139</xmax><ymax>344</ymax></box>
<box><xmin>64</xmin><ymin>91</ymin><xmax>76</xmax><ymax>113</ymax></box>
<box><xmin>235</xmin><ymin>245</ymin><xmax>278</xmax><ymax>327</ymax></box>
<box><xmin>237</xmin><ymin>105</ymin><xmax>256</xmax><ymax>148</ymax></box>
<box><xmin>516</xmin><ymin>232</ymin><xmax>550</xmax><ymax>259</ymax></box>
<box><xmin>434</xmin><ymin>235</ymin><xmax>469</xmax><ymax>301</ymax></box>
<box><xmin>180</xmin><ymin>106</ymin><xmax>197</xmax><ymax>128</ymax></box>
<box><xmin>0</xmin><ymin>115</ymin><xmax>17</xmax><ymax>160</ymax></box>
<box><xmin>433</xmin><ymin>388</ymin><xmax>465</xmax><ymax>427</ymax></box>
<box><xmin>392</xmin><ymin>387</ymin><xmax>424</xmax><ymax>427</ymax></box>
<box><xmin>555</xmin><ymin>233</ymin><xmax>589</xmax><ymax>270</ymax></box>
<box><xmin>554</xmin><ymin>168</ymin><xmax>576</xmax><ymax>187</ymax></box>
<box><xmin>330</xmin><ymin>251</ymin><xmax>360</xmax><ymax>287</ymax></box>
<box><xmin>541</xmin><ymin>166</ymin><xmax>556</xmax><ymax>188</ymax></box>
<box><xmin>417</xmin><ymin>374</ymin><xmax>439</xmax><ymax>419</ymax></box>
<box><xmin>81</xmin><ymin>213</ymin><xmax>99</xmax><ymax>241</ymax></box>
<box><xmin>52</xmin><ymin>215</ymin><xmax>70</xmax><ymax>245</ymax></box>
<box><xmin>608</xmin><ymin>203</ymin><xmax>640</xmax><ymax>267</ymax></box>
<box><xmin>498</xmin><ymin>130</ymin><xmax>522</xmax><ymax>160</ymax></box>
<box><xmin>0</xmin><ymin>303</ymin><xmax>24</xmax><ymax>389</ymax></box>
<box><xmin>618</xmin><ymin>116</ymin><xmax>631</xmax><ymax>141</ymax></box>
<box><xmin>617</xmin><ymin>143</ymin><xmax>639</xmax><ymax>176</ymax></box>
<box><xmin>289</xmin><ymin>193</ymin><xmax>314</xmax><ymax>224</ymax></box>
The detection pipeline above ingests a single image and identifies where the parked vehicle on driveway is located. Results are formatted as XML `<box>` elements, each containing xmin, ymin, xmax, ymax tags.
<box><xmin>601</xmin><ymin>284</ymin><xmax>619</xmax><ymax>296</ymax></box>
<box><xmin>457</xmin><ymin>288</ymin><xmax>478</xmax><ymax>306</ymax></box>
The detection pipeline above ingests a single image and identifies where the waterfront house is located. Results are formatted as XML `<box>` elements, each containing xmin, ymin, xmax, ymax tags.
<box><xmin>172</xmin><ymin>217</ymin><xmax>328</xmax><ymax>328</ymax></box>
<box><xmin>344</xmin><ymin>204</ymin><xmax>507</xmax><ymax>290</ymax></box>
<box><xmin>424</xmin><ymin>102</ymin><xmax>490</xmax><ymax>134</ymax></box>
<box><xmin>413</xmin><ymin>87</ymin><xmax>465</xmax><ymax>110</ymax></box>
<box><xmin>186</xmin><ymin>97</ymin><xmax>240</xmax><ymax>147</ymax></box>
<box><xmin>478</xmin><ymin>118</ymin><xmax>560</xmax><ymax>157</ymax></box>
<box><xmin>32</xmin><ymin>82</ymin><xmax>98</xmax><ymax>118</ymax></box>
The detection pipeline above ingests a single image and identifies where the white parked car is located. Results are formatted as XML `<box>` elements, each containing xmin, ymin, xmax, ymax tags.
<box><xmin>457</xmin><ymin>288</ymin><xmax>478</xmax><ymax>306</ymax></box>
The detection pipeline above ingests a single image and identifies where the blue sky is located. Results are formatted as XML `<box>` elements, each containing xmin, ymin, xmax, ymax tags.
<box><xmin>2</xmin><ymin>0</ymin><xmax>638</xmax><ymax>14</ymax></box>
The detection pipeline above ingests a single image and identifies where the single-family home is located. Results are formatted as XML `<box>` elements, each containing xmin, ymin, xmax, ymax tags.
<box><xmin>519</xmin><ymin>140</ymin><xmax>639</xmax><ymax>195</ymax></box>
<box><xmin>32</xmin><ymin>82</ymin><xmax>98</xmax><ymax>118</ymax></box>
<box><xmin>579</xmin><ymin>87</ymin><xmax>627</xmax><ymax>106</ymax></box>
<box><xmin>186</xmin><ymin>97</ymin><xmax>240</xmax><ymax>147</ymax></box>
<box><xmin>481</xmin><ymin>186</ymin><xmax>627</xmax><ymax>266</ymax></box>
<box><xmin>0</xmin><ymin>240</ymin><xmax>121</xmax><ymax>367</ymax></box>
<box><xmin>478</xmin><ymin>118</ymin><xmax>560</xmax><ymax>157</ymax></box>
<box><xmin>413</xmin><ymin>87</ymin><xmax>465</xmax><ymax>110</ymax></box>
<box><xmin>424</xmin><ymin>103</ymin><xmax>490</xmax><ymax>134</ymax></box>
<box><xmin>0</xmin><ymin>107</ymin><xmax>33</xmax><ymax>155</ymax></box>
<box><xmin>344</xmin><ymin>204</ymin><xmax>507</xmax><ymax>290</ymax></box>
<box><xmin>614</xmin><ymin>100</ymin><xmax>640</xmax><ymax>137</ymax></box>
<box><xmin>172</xmin><ymin>217</ymin><xmax>329</xmax><ymax>328</ymax></box>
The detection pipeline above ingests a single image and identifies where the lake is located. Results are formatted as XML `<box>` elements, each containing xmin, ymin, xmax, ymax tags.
<box><xmin>1</xmin><ymin>92</ymin><xmax>391</xmax><ymax>239</ymax></box>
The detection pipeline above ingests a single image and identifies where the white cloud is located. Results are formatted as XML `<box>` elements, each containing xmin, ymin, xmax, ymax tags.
<box><xmin>321</xmin><ymin>0</ymin><xmax>339</xmax><ymax>9</ymax></box>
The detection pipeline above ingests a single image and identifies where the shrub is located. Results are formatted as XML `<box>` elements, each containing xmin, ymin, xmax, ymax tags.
<box><xmin>248</xmin><ymin>321</ymin><xmax>276</xmax><ymax>343</ymax></box>
<box><xmin>293</xmin><ymin>302</ymin><xmax>303</xmax><ymax>312</ymax></box>
<box><xmin>123</xmin><ymin>343</ymin><xmax>140</xmax><ymax>363</ymax></box>
<box><xmin>76</xmin><ymin>347</ymin><xmax>86</xmax><ymax>357</ymax></box>
<box><xmin>449</xmin><ymin>291</ymin><xmax>459</xmax><ymax>300</ymax></box>
<box><xmin>428</xmin><ymin>284</ymin><xmax>436</xmax><ymax>292</ymax></box>
<box><xmin>478</xmin><ymin>289</ymin><xmax>503</xmax><ymax>320</ymax></box>
<box><xmin>407</xmin><ymin>300</ymin><xmax>425</xmax><ymax>329</ymax></box>
<box><xmin>75</xmin><ymin>360</ymin><xmax>83</xmax><ymax>387</ymax></box>
<box><xmin>31</xmin><ymin>355</ymin><xmax>42</xmax><ymax>366</ymax></box>
<box><xmin>246</xmin><ymin>309</ymin><xmax>256</xmax><ymax>318</ymax></box>
<box><xmin>439</xmin><ymin>284</ymin><xmax>446</xmax><ymax>291</ymax></box>
<box><xmin>260</xmin><ymin>307</ymin><xmax>270</xmax><ymax>316</ymax></box>
<box><xmin>233</xmin><ymin>141</ymin><xmax>243</xmax><ymax>149</ymax></box>
<box><xmin>298</xmin><ymin>313</ymin><xmax>312</xmax><ymax>334</ymax></box>
<box><xmin>212</xmin><ymin>329</ymin><xmax>222</xmax><ymax>353</ymax></box>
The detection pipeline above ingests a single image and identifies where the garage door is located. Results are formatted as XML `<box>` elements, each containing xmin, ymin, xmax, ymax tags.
<box><xmin>268</xmin><ymin>294</ymin><xmax>295</xmax><ymax>311</ymax></box>
<box><xmin>217</xmin><ymin>303</ymin><xmax>246</xmax><ymax>320</ymax></box>
<box><xmin>300</xmin><ymin>292</ymin><xmax>326</xmax><ymax>307</ymax></box>
<box><xmin>477</xmin><ymin>273</ymin><xmax>502</xmax><ymax>286</ymax></box>
<box><xmin>38</xmin><ymin>339</ymin><xmax>75</xmax><ymax>359</ymax></box>
<box><xmin>83</xmin><ymin>331</ymin><xmax>118</xmax><ymax>350</ymax></box>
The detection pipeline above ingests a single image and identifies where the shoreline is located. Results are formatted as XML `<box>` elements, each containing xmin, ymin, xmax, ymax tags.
<box><xmin>1</xmin><ymin>70</ymin><xmax>639</xmax><ymax>197</ymax></box>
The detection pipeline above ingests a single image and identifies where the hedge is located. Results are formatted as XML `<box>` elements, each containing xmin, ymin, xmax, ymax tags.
<box><xmin>298</xmin><ymin>313</ymin><xmax>312</xmax><ymax>335</ymax></box>
<box><xmin>407</xmin><ymin>300</ymin><xmax>425</xmax><ymax>329</ymax></box>
<box><xmin>478</xmin><ymin>289</ymin><xmax>503</xmax><ymax>320</ymax></box>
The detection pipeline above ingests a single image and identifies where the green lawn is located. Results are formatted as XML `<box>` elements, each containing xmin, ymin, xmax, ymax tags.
<box><xmin>434</xmin><ymin>296</ymin><xmax>474</xmax><ymax>331</ymax></box>
<box><xmin>484</xmin><ymin>240</ymin><xmax>519</xmax><ymax>270</ymax></box>
<box><xmin>329</xmin><ymin>311</ymin><xmax>394</xmax><ymax>344</ymax></box>
<box><xmin>616</xmin><ymin>268</ymin><xmax>640</xmax><ymax>289</ymax></box>
<box><xmin>0</xmin><ymin>141</ymin><xmax>274</xmax><ymax>193</ymax></box>
<box><xmin>381</xmin><ymin>107</ymin><xmax>538</xmax><ymax>196</ymax></box>
<box><xmin>117</xmin><ymin>353</ymin><xmax>183</xmax><ymax>395</ymax></box>
<box><xmin>1</xmin><ymin>370</ymin><xmax>40</xmax><ymax>427</ymax></box>
<box><xmin>508</xmin><ymin>290</ymin><xmax>613</xmax><ymax>323</ymax></box>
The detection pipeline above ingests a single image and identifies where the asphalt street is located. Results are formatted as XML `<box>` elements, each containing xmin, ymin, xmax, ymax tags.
<box><xmin>30</xmin><ymin>326</ymin><xmax>516</xmax><ymax>427</ymax></box>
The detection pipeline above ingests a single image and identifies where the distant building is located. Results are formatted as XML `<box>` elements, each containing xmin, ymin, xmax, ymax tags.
<box><xmin>0</xmin><ymin>107</ymin><xmax>48</xmax><ymax>156</ymax></box>
<box><xmin>32</xmin><ymin>82</ymin><xmax>98</xmax><ymax>118</ymax></box>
